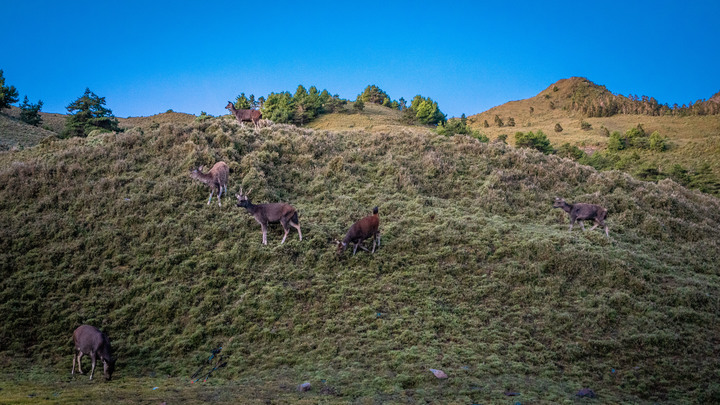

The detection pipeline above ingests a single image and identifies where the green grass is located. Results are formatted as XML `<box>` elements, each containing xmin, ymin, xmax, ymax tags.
<box><xmin>1</xmin><ymin>115</ymin><xmax>719</xmax><ymax>403</ymax></box>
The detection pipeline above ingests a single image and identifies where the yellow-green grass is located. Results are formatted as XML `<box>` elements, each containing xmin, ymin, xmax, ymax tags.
<box><xmin>1</xmin><ymin>116</ymin><xmax>719</xmax><ymax>403</ymax></box>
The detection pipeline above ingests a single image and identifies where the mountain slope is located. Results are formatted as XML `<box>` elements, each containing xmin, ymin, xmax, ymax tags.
<box><xmin>1</xmin><ymin>116</ymin><xmax>719</xmax><ymax>402</ymax></box>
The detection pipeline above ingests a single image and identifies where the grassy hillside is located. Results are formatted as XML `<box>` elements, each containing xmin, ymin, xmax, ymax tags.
<box><xmin>468</xmin><ymin>78</ymin><xmax>720</xmax><ymax>188</ymax></box>
<box><xmin>1</xmin><ymin>115</ymin><xmax>720</xmax><ymax>403</ymax></box>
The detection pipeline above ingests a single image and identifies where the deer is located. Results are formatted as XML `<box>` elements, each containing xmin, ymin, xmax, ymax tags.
<box><xmin>553</xmin><ymin>197</ymin><xmax>609</xmax><ymax>237</ymax></box>
<box><xmin>71</xmin><ymin>325</ymin><xmax>116</xmax><ymax>381</ymax></box>
<box><xmin>235</xmin><ymin>188</ymin><xmax>302</xmax><ymax>245</ymax></box>
<box><xmin>226</xmin><ymin>101</ymin><xmax>262</xmax><ymax>128</ymax></box>
<box><xmin>337</xmin><ymin>206</ymin><xmax>380</xmax><ymax>255</ymax></box>
<box><xmin>190</xmin><ymin>161</ymin><xmax>229</xmax><ymax>206</ymax></box>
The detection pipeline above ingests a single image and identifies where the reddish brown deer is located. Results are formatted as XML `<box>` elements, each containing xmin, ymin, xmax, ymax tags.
<box><xmin>337</xmin><ymin>206</ymin><xmax>380</xmax><ymax>255</ymax></box>
<box><xmin>71</xmin><ymin>325</ymin><xmax>116</xmax><ymax>381</ymax></box>
<box><xmin>236</xmin><ymin>188</ymin><xmax>302</xmax><ymax>245</ymax></box>
<box><xmin>553</xmin><ymin>197</ymin><xmax>609</xmax><ymax>237</ymax></box>
<box><xmin>226</xmin><ymin>101</ymin><xmax>262</xmax><ymax>128</ymax></box>
<box><xmin>190</xmin><ymin>161</ymin><xmax>229</xmax><ymax>206</ymax></box>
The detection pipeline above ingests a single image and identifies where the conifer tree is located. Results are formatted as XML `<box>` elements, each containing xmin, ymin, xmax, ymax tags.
<box><xmin>0</xmin><ymin>70</ymin><xmax>19</xmax><ymax>111</ymax></box>
<box><xmin>19</xmin><ymin>96</ymin><xmax>43</xmax><ymax>126</ymax></box>
<box><xmin>62</xmin><ymin>88</ymin><xmax>119</xmax><ymax>138</ymax></box>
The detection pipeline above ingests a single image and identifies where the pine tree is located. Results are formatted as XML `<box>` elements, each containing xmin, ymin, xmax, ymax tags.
<box><xmin>62</xmin><ymin>88</ymin><xmax>119</xmax><ymax>138</ymax></box>
<box><xmin>19</xmin><ymin>96</ymin><xmax>43</xmax><ymax>126</ymax></box>
<box><xmin>0</xmin><ymin>70</ymin><xmax>19</xmax><ymax>111</ymax></box>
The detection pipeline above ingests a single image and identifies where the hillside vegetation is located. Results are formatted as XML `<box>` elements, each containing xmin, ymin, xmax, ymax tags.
<box><xmin>1</xmin><ymin>115</ymin><xmax>720</xmax><ymax>403</ymax></box>
<box><xmin>468</xmin><ymin>77</ymin><xmax>720</xmax><ymax>195</ymax></box>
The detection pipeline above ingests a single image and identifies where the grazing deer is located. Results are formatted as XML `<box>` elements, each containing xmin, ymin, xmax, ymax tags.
<box><xmin>71</xmin><ymin>325</ymin><xmax>115</xmax><ymax>381</ymax></box>
<box><xmin>553</xmin><ymin>197</ymin><xmax>609</xmax><ymax>237</ymax></box>
<box><xmin>190</xmin><ymin>161</ymin><xmax>229</xmax><ymax>206</ymax></box>
<box><xmin>337</xmin><ymin>206</ymin><xmax>380</xmax><ymax>255</ymax></box>
<box><xmin>235</xmin><ymin>188</ymin><xmax>302</xmax><ymax>245</ymax></box>
<box><xmin>226</xmin><ymin>101</ymin><xmax>262</xmax><ymax>128</ymax></box>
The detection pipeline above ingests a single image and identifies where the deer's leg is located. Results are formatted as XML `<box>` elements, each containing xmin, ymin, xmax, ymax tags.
<box><xmin>589</xmin><ymin>220</ymin><xmax>599</xmax><ymax>231</ymax></box>
<box><xmin>280</xmin><ymin>220</ymin><xmax>289</xmax><ymax>244</ymax></box>
<box><xmin>352</xmin><ymin>242</ymin><xmax>359</xmax><ymax>255</ymax></box>
<box><xmin>371</xmin><ymin>237</ymin><xmax>377</xmax><ymax>253</ymax></box>
<box><xmin>217</xmin><ymin>185</ymin><xmax>223</xmax><ymax>206</ymax></box>
<box><xmin>76</xmin><ymin>352</ymin><xmax>85</xmax><ymax>374</ymax></box>
<box><xmin>376</xmin><ymin>232</ymin><xmax>381</xmax><ymax>247</ymax></box>
<box><xmin>579</xmin><ymin>221</ymin><xmax>587</xmax><ymax>231</ymax></box>
<box><xmin>89</xmin><ymin>352</ymin><xmax>96</xmax><ymax>380</ymax></box>
<box><xmin>207</xmin><ymin>189</ymin><xmax>214</xmax><ymax>205</ymax></box>
<box><xmin>261</xmin><ymin>223</ymin><xmax>268</xmax><ymax>245</ymax></box>
<box><xmin>568</xmin><ymin>218</ymin><xmax>576</xmax><ymax>232</ymax></box>
<box><xmin>290</xmin><ymin>221</ymin><xmax>302</xmax><ymax>241</ymax></box>
<box><xmin>72</xmin><ymin>351</ymin><xmax>77</xmax><ymax>375</ymax></box>
<box><xmin>604</xmin><ymin>225</ymin><xmax>610</xmax><ymax>237</ymax></box>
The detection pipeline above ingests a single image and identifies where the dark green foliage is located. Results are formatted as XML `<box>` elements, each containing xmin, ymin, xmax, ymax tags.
<box><xmin>436</xmin><ymin>114</ymin><xmax>486</xmax><ymax>141</ymax></box>
<box><xmin>580</xmin><ymin>120</ymin><xmax>592</xmax><ymax>130</ymax></box>
<box><xmin>359</xmin><ymin>85</ymin><xmax>389</xmax><ymax>104</ymax></box>
<box><xmin>61</xmin><ymin>88</ymin><xmax>120</xmax><ymax>138</ymax></box>
<box><xmin>262</xmin><ymin>91</ymin><xmax>294</xmax><ymax>123</ymax></box>
<box><xmin>515</xmin><ymin>130</ymin><xmax>553</xmax><ymax>154</ymax></box>
<box><xmin>0</xmin><ymin>69</ymin><xmax>19</xmax><ymax>110</ymax></box>
<box><xmin>353</xmin><ymin>97</ymin><xmax>365</xmax><ymax>112</ymax></box>
<box><xmin>556</xmin><ymin>143</ymin><xmax>584</xmax><ymax>160</ymax></box>
<box><xmin>233</xmin><ymin>93</ymin><xmax>254</xmax><ymax>109</ymax></box>
<box><xmin>409</xmin><ymin>95</ymin><xmax>446</xmax><ymax>125</ymax></box>
<box><xmin>608</xmin><ymin>130</ymin><xmax>627</xmax><ymax>151</ymax></box>
<box><xmin>2</xmin><ymin>120</ymin><xmax>720</xmax><ymax>402</ymax></box>
<box><xmin>493</xmin><ymin>114</ymin><xmax>503</xmax><ymax>127</ymax></box>
<box><xmin>195</xmin><ymin>111</ymin><xmax>212</xmax><ymax>122</ymax></box>
<box><xmin>19</xmin><ymin>96</ymin><xmax>43</xmax><ymax>126</ymax></box>
<box><xmin>649</xmin><ymin>131</ymin><xmax>668</xmax><ymax>151</ymax></box>
<box><xmin>260</xmin><ymin>86</ymin><xmax>332</xmax><ymax>125</ymax></box>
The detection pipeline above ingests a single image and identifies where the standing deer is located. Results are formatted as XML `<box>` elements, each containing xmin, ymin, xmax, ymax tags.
<box><xmin>337</xmin><ymin>206</ymin><xmax>380</xmax><ymax>255</ymax></box>
<box><xmin>236</xmin><ymin>188</ymin><xmax>302</xmax><ymax>245</ymax></box>
<box><xmin>226</xmin><ymin>101</ymin><xmax>262</xmax><ymax>128</ymax></box>
<box><xmin>71</xmin><ymin>325</ymin><xmax>116</xmax><ymax>381</ymax></box>
<box><xmin>553</xmin><ymin>197</ymin><xmax>609</xmax><ymax>237</ymax></box>
<box><xmin>190</xmin><ymin>161</ymin><xmax>229</xmax><ymax>206</ymax></box>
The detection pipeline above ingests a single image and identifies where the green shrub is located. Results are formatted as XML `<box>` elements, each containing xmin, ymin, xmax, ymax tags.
<box><xmin>515</xmin><ymin>130</ymin><xmax>553</xmax><ymax>154</ymax></box>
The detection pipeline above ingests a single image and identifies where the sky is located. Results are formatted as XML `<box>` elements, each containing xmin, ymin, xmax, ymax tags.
<box><xmin>3</xmin><ymin>0</ymin><xmax>720</xmax><ymax>119</ymax></box>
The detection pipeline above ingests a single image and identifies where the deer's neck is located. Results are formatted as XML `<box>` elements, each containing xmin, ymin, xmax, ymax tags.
<box><xmin>192</xmin><ymin>172</ymin><xmax>214</xmax><ymax>185</ymax></box>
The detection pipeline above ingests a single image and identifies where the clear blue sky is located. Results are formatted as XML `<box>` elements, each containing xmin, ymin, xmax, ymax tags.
<box><xmin>3</xmin><ymin>0</ymin><xmax>720</xmax><ymax>118</ymax></box>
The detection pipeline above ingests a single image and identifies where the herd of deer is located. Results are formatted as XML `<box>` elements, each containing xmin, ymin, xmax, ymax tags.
<box><xmin>70</xmin><ymin>109</ymin><xmax>611</xmax><ymax>382</ymax></box>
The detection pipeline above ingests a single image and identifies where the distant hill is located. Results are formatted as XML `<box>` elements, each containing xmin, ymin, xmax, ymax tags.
<box><xmin>467</xmin><ymin>77</ymin><xmax>720</xmax><ymax>194</ymax></box>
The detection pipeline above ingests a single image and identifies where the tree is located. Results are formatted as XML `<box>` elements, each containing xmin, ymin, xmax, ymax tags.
<box><xmin>353</xmin><ymin>96</ymin><xmax>365</xmax><ymax>112</ymax></box>
<box><xmin>607</xmin><ymin>131</ymin><xmax>626</xmax><ymax>151</ymax></box>
<box><xmin>410</xmin><ymin>95</ymin><xmax>446</xmax><ymax>125</ymax></box>
<box><xmin>262</xmin><ymin>91</ymin><xmax>294</xmax><ymax>123</ymax></box>
<box><xmin>0</xmin><ymin>69</ymin><xmax>19</xmax><ymax>111</ymax></box>
<box><xmin>649</xmin><ymin>131</ymin><xmax>668</xmax><ymax>151</ymax></box>
<box><xmin>19</xmin><ymin>96</ymin><xmax>43</xmax><ymax>126</ymax></box>
<box><xmin>62</xmin><ymin>88</ymin><xmax>119</xmax><ymax>138</ymax></box>
<box><xmin>359</xmin><ymin>85</ymin><xmax>390</xmax><ymax>104</ymax></box>
<box><xmin>234</xmin><ymin>93</ymin><xmax>253</xmax><ymax>109</ymax></box>
<box><xmin>515</xmin><ymin>130</ymin><xmax>553</xmax><ymax>154</ymax></box>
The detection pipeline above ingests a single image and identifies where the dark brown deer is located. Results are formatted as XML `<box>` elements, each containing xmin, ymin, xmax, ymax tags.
<box><xmin>553</xmin><ymin>197</ymin><xmax>609</xmax><ymax>237</ymax></box>
<box><xmin>236</xmin><ymin>188</ymin><xmax>302</xmax><ymax>245</ymax></box>
<box><xmin>337</xmin><ymin>206</ymin><xmax>380</xmax><ymax>255</ymax></box>
<box><xmin>226</xmin><ymin>101</ymin><xmax>262</xmax><ymax>128</ymax></box>
<box><xmin>71</xmin><ymin>325</ymin><xmax>115</xmax><ymax>381</ymax></box>
<box><xmin>190</xmin><ymin>161</ymin><xmax>229</xmax><ymax>206</ymax></box>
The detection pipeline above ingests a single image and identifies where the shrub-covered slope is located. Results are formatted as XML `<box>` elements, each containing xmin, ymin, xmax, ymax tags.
<box><xmin>1</xmin><ymin>117</ymin><xmax>719</xmax><ymax>402</ymax></box>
